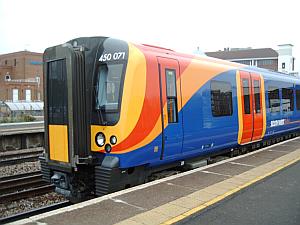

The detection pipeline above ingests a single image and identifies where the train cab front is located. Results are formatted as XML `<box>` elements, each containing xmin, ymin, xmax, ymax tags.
<box><xmin>41</xmin><ymin>37</ymin><xmax>109</xmax><ymax>202</ymax></box>
<box><xmin>41</xmin><ymin>37</ymin><xmax>135</xmax><ymax>202</ymax></box>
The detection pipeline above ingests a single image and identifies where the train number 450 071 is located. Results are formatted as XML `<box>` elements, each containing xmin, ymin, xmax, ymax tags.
<box><xmin>99</xmin><ymin>52</ymin><xmax>126</xmax><ymax>62</ymax></box>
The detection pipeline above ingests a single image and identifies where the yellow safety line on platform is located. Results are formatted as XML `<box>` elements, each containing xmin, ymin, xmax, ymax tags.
<box><xmin>161</xmin><ymin>156</ymin><xmax>300</xmax><ymax>225</ymax></box>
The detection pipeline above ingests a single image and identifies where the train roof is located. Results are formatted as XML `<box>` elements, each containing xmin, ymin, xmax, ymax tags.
<box><xmin>135</xmin><ymin>42</ymin><xmax>300</xmax><ymax>82</ymax></box>
<box><xmin>62</xmin><ymin>36</ymin><xmax>300</xmax><ymax>84</ymax></box>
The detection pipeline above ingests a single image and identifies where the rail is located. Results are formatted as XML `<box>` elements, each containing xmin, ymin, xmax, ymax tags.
<box><xmin>0</xmin><ymin>149</ymin><xmax>43</xmax><ymax>166</ymax></box>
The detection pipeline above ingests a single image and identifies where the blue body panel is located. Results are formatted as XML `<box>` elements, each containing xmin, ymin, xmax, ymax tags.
<box><xmin>107</xmin><ymin>68</ymin><xmax>300</xmax><ymax>169</ymax></box>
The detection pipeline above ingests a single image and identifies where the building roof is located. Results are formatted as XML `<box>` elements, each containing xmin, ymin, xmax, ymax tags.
<box><xmin>0</xmin><ymin>51</ymin><xmax>43</xmax><ymax>58</ymax></box>
<box><xmin>205</xmin><ymin>48</ymin><xmax>278</xmax><ymax>60</ymax></box>
<box><xmin>4</xmin><ymin>102</ymin><xmax>44</xmax><ymax>111</ymax></box>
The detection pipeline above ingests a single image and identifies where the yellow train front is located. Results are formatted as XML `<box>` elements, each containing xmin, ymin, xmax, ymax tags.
<box><xmin>41</xmin><ymin>36</ymin><xmax>300</xmax><ymax>202</ymax></box>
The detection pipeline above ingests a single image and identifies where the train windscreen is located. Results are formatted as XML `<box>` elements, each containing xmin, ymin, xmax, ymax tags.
<box><xmin>95</xmin><ymin>62</ymin><xmax>125</xmax><ymax>125</ymax></box>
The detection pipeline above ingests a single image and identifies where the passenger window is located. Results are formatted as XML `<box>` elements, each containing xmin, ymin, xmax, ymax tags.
<box><xmin>268</xmin><ymin>86</ymin><xmax>280</xmax><ymax>113</ymax></box>
<box><xmin>254</xmin><ymin>80</ymin><xmax>261</xmax><ymax>113</ymax></box>
<box><xmin>165</xmin><ymin>69</ymin><xmax>178</xmax><ymax>123</ymax></box>
<box><xmin>211</xmin><ymin>80</ymin><xmax>233</xmax><ymax>117</ymax></box>
<box><xmin>296</xmin><ymin>90</ymin><xmax>300</xmax><ymax>110</ymax></box>
<box><xmin>242</xmin><ymin>79</ymin><xmax>251</xmax><ymax>114</ymax></box>
<box><xmin>282</xmin><ymin>88</ymin><xmax>294</xmax><ymax>112</ymax></box>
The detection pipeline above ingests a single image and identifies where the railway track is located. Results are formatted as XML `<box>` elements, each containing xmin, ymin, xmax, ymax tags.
<box><xmin>0</xmin><ymin>149</ymin><xmax>43</xmax><ymax>166</ymax></box>
<box><xmin>0</xmin><ymin>200</ymin><xmax>71</xmax><ymax>224</ymax></box>
<box><xmin>0</xmin><ymin>171</ymin><xmax>54</xmax><ymax>204</ymax></box>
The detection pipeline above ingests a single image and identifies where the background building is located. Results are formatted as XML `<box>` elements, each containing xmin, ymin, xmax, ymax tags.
<box><xmin>0</xmin><ymin>51</ymin><xmax>43</xmax><ymax>102</ymax></box>
<box><xmin>205</xmin><ymin>44</ymin><xmax>297</xmax><ymax>76</ymax></box>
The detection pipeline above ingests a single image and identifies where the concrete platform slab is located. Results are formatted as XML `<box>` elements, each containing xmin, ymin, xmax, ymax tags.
<box><xmin>185</xmin><ymin>190</ymin><xmax>218</xmax><ymax>203</ymax></box>
<box><xmin>169</xmin><ymin>196</ymin><xmax>205</xmax><ymax>210</ymax></box>
<box><xmin>203</xmin><ymin>162</ymin><xmax>252</xmax><ymax>176</ymax></box>
<box><xmin>270</xmin><ymin>145</ymin><xmax>299</xmax><ymax>152</ymax></box>
<box><xmin>167</xmin><ymin>171</ymin><xmax>227</xmax><ymax>190</ymax></box>
<box><xmin>117</xmin><ymin>182</ymin><xmax>195</xmax><ymax>210</ymax></box>
<box><xmin>129</xmin><ymin>209</ymin><xmax>171</xmax><ymax>225</ymax></box>
<box><xmin>37</xmin><ymin>199</ymin><xmax>143</xmax><ymax>225</ymax></box>
<box><xmin>232</xmin><ymin>150</ymin><xmax>287</xmax><ymax>167</ymax></box>
<box><xmin>152</xmin><ymin>203</ymin><xmax>189</xmax><ymax>217</ymax></box>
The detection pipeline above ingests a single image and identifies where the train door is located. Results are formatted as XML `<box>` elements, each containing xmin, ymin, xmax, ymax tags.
<box><xmin>46</xmin><ymin>58</ymin><xmax>70</xmax><ymax>163</ymax></box>
<box><xmin>157</xmin><ymin>57</ymin><xmax>183</xmax><ymax>159</ymax></box>
<box><xmin>237</xmin><ymin>71</ymin><xmax>265</xmax><ymax>144</ymax></box>
<box><xmin>251</xmin><ymin>73</ymin><xmax>264</xmax><ymax>141</ymax></box>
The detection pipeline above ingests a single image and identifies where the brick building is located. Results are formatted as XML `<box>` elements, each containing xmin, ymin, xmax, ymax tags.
<box><xmin>0</xmin><ymin>51</ymin><xmax>43</xmax><ymax>102</ymax></box>
<box><xmin>205</xmin><ymin>44</ymin><xmax>297</xmax><ymax>75</ymax></box>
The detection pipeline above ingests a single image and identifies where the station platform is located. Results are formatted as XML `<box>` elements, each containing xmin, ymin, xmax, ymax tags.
<box><xmin>10</xmin><ymin>137</ymin><xmax>300</xmax><ymax>225</ymax></box>
<box><xmin>0</xmin><ymin>121</ymin><xmax>44</xmax><ymax>136</ymax></box>
<box><xmin>177</xmin><ymin>160</ymin><xmax>300</xmax><ymax>225</ymax></box>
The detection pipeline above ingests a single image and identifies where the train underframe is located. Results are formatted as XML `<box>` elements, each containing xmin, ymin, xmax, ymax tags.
<box><xmin>40</xmin><ymin>130</ymin><xmax>300</xmax><ymax>203</ymax></box>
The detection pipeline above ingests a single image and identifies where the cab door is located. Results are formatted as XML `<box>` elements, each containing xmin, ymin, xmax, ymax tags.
<box><xmin>238</xmin><ymin>71</ymin><xmax>264</xmax><ymax>144</ymax></box>
<box><xmin>157</xmin><ymin>57</ymin><xmax>183</xmax><ymax>159</ymax></box>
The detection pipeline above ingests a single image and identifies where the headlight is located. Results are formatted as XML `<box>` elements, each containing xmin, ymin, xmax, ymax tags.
<box><xmin>95</xmin><ymin>132</ymin><xmax>105</xmax><ymax>147</ymax></box>
<box><xmin>110</xmin><ymin>135</ymin><xmax>117</xmax><ymax>145</ymax></box>
<box><xmin>105</xmin><ymin>144</ymin><xmax>112</xmax><ymax>153</ymax></box>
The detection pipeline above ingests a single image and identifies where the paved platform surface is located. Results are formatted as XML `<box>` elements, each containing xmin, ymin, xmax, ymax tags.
<box><xmin>177</xmin><ymin>160</ymin><xmax>300</xmax><ymax>225</ymax></box>
<box><xmin>9</xmin><ymin>137</ymin><xmax>300</xmax><ymax>225</ymax></box>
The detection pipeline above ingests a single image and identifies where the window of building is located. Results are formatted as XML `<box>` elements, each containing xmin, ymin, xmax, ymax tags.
<box><xmin>165</xmin><ymin>69</ymin><xmax>178</xmax><ymax>123</ymax></box>
<box><xmin>258</xmin><ymin>59</ymin><xmax>274</xmax><ymax>66</ymax></box>
<box><xmin>282</xmin><ymin>88</ymin><xmax>294</xmax><ymax>112</ymax></box>
<box><xmin>5</xmin><ymin>74</ymin><xmax>11</xmax><ymax>81</ymax></box>
<box><xmin>296</xmin><ymin>89</ymin><xmax>300</xmax><ymax>110</ymax></box>
<box><xmin>25</xmin><ymin>89</ymin><xmax>31</xmax><ymax>102</ymax></box>
<box><xmin>282</xmin><ymin>62</ymin><xmax>286</xmax><ymax>69</ymax></box>
<box><xmin>242</xmin><ymin>79</ymin><xmax>251</xmax><ymax>114</ymax></box>
<box><xmin>14</xmin><ymin>59</ymin><xmax>17</xmax><ymax>67</ymax></box>
<box><xmin>5</xmin><ymin>60</ymin><xmax>8</xmax><ymax>65</ymax></box>
<box><xmin>268</xmin><ymin>86</ymin><xmax>280</xmax><ymax>113</ymax></box>
<box><xmin>233</xmin><ymin>60</ymin><xmax>251</xmax><ymax>65</ymax></box>
<box><xmin>12</xmin><ymin>89</ymin><xmax>19</xmax><ymax>102</ymax></box>
<box><xmin>211</xmin><ymin>80</ymin><xmax>233</xmax><ymax>117</ymax></box>
<box><xmin>254</xmin><ymin>80</ymin><xmax>261</xmax><ymax>113</ymax></box>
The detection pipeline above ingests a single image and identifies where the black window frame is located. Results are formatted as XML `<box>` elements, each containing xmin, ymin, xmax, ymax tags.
<box><xmin>282</xmin><ymin>88</ymin><xmax>294</xmax><ymax>112</ymax></box>
<box><xmin>268</xmin><ymin>86</ymin><xmax>280</xmax><ymax>113</ymax></box>
<box><xmin>253</xmin><ymin>80</ymin><xmax>261</xmax><ymax>114</ymax></box>
<box><xmin>47</xmin><ymin>59</ymin><xmax>68</xmax><ymax>125</ymax></box>
<box><xmin>296</xmin><ymin>89</ymin><xmax>300</xmax><ymax>110</ymax></box>
<box><xmin>242</xmin><ymin>79</ymin><xmax>251</xmax><ymax>114</ymax></box>
<box><xmin>210</xmin><ymin>80</ymin><xmax>233</xmax><ymax>117</ymax></box>
<box><xmin>165</xmin><ymin>69</ymin><xmax>178</xmax><ymax>123</ymax></box>
<box><xmin>93</xmin><ymin>60</ymin><xmax>127</xmax><ymax>126</ymax></box>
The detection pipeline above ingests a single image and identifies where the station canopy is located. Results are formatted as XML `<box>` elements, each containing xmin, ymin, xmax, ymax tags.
<box><xmin>4</xmin><ymin>102</ymin><xmax>44</xmax><ymax>111</ymax></box>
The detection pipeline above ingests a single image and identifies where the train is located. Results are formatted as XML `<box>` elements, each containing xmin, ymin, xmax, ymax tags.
<box><xmin>40</xmin><ymin>36</ymin><xmax>300</xmax><ymax>202</ymax></box>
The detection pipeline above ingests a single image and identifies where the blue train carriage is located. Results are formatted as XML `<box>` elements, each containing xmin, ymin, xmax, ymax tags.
<box><xmin>40</xmin><ymin>36</ymin><xmax>300</xmax><ymax>202</ymax></box>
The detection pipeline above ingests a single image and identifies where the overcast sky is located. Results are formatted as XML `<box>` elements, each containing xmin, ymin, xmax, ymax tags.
<box><xmin>0</xmin><ymin>0</ymin><xmax>299</xmax><ymax>71</ymax></box>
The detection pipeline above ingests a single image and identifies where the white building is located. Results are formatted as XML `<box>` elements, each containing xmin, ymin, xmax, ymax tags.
<box><xmin>277</xmin><ymin>44</ymin><xmax>296</xmax><ymax>75</ymax></box>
